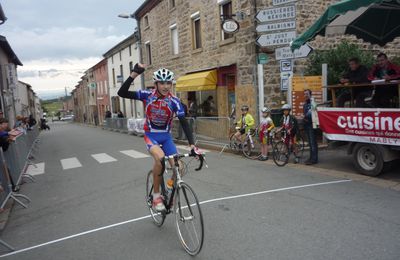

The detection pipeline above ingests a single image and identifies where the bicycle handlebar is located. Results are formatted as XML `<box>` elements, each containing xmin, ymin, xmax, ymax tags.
<box><xmin>164</xmin><ymin>150</ymin><xmax>207</xmax><ymax>171</ymax></box>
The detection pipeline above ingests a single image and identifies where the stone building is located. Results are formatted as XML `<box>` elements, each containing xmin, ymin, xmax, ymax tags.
<box><xmin>134</xmin><ymin>0</ymin><xmax>400</xmax><ymax>130</ymax></box>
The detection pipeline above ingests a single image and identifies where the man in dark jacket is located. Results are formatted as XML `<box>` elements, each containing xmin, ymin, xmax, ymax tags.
<box><xmin>337</xmin><ymin>57</ymin><xmax>370</xmax><ymax>107</ymax></box>
<box><xmin>303</xmin><ymin>89</ymin><xmax>318</xmax><ymax>165</ymax></box>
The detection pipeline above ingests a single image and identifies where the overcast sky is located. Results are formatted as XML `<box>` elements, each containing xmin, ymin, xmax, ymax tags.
<box><xmin>1</xmin><ymin>0</ymin><xmax>144</xmax><ymax>99</ymax></box>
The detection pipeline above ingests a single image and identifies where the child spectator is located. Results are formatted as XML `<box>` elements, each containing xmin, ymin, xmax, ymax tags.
<box><xmin>258</xmin><ymin>107</ymin><xmax>275</xmax><ymax>161</ymax></box>
<box><xmin>278</xmin><ymin>104</ymin><xmax>300</xmax><ymax>163</ymax></box>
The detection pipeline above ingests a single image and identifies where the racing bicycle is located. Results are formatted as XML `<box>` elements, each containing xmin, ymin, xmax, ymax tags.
<box><xmin>145</xmin><ymin>150</ymin><xmax>207</xmax><ymax>255</ymax></box>
<box><xmin>272</xmin><ymin>129</ymin><xmax>304</xmax><ymax>166</ymax></box>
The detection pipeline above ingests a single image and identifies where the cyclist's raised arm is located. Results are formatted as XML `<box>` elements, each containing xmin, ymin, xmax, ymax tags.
<box><xmin>118</xmin><ymin>63</ymin><xmax>145</xmax><ymax>100</ymax></box>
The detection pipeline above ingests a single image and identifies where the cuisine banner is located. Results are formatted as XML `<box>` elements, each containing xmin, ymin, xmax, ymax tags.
<box><xmin>317</xmin><ymin>108</ymin><xmax>400</xmax><ymax>146</ymax></box>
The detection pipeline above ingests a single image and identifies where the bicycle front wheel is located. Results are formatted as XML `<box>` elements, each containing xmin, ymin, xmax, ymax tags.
<box><xmin>174</xmin><ymin>182</ymin><xmax>204</xmax><ymax>255</ymax></box>
<box><xmin>146</xmin><ymin>170</ymin><xmax>166</xmax><ymax>227</ymax></box>
<box><xmin>295</xmin><ymin>135</ymin><xmax>305</xmax><ymax>159</ymax></box>
<box><xmin>272</xmin><ymin>141</ymin><xmax>289</xmax><ymax>167</ymax></box>
<box><xmin>229</xmin><ymin>133</ymin><xmax>241</xmax><ymax>153</ymax></box>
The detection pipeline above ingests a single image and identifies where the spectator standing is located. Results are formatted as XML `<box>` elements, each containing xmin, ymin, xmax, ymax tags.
<box><xmin>303</xmin><ymin>89</ymin><xmax>318</xmax><ymax>165</ymax></box>
<box><xmin>258</xmin><ymin>107</ymin><xmax>275</xmax><ymax>161</ymax></box>
<box><xmin>188</xmin><ymin>98</ymin><xmax>198</xmax><ymax>118</ymax></box>
<box><xmin>202</xmin><ymin>96</ymin><xmax>215</xmax><ymax>116</ymax></box>
<box><xmin>28</xmin><ymin>114</ymin><xmax>36</xmax><ymax>130</ymax></box>
<box><xmin>117</xmin><ymin>110</ymin><xmax>124</xmax><ymax>118</ymax></box>
<box><xmin>279</xmin><ymin>104</ymin><xmax>300</xmax><ymax>163</ymax></box>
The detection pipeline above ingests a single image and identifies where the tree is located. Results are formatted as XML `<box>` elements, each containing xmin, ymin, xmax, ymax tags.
<box><xmin>305</xmin><ymin>41</ymin><xmax>375</xmax><ymax>85</ymax></box>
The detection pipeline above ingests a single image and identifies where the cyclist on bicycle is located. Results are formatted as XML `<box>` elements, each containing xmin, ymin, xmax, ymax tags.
<box><xmin>118</xmin><ymin>63</ymin><xmax>196</xmax><ymax>212</ymax></box>
<box><xmin>233</xmin><ymin>105</ymin><xmax>255</xmax><ymax>146</ymax></box>
<box><xmin>258</xmin><ymin>107</ymin><xmax>275</xmax><ymax>161</ymax></box>
<box><xmin>277</xmin><ymin>104</ymin><xmax>300</xmax><ymax>163</ymax></box>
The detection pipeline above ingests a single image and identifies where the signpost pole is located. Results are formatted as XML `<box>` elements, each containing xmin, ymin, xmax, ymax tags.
<box><xmin>257</xmin><ymin>63</ymin><xmax>264</xmax><ymax>121</ymax></box>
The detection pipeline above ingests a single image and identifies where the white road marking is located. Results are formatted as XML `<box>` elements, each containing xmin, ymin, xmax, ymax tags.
<box><xmin>0</xmin><ymin>179</ymin><xmax>351</xmax><ymax>258</ymax></box>
<box><xmin>25</xmin><ymin>162</ymin><xmax>45</xmax><ymax>176</ymax></box>
<box><xmin>120</xmin><ymin>150</ymin><xmax>150</xmax><ymax>158</ymax></box>
<box><xmin>91</xmin><ymin>153</ymin><xmax>117</xmax><ymax>164</ymax></box>
<box><xmin>60</xmin><ymin>157</ymin><xmax>82</xmax><ymax>170</ymax></box>
<box><xmin>176</xmin><ymin>145</ymin><xmax>210</xmax><ymax>153</ymax></box>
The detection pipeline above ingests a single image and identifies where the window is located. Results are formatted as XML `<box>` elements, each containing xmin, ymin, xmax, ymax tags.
<box><xmin>112</xmin><ymin>68</ymin><xmax>116</xmax><ymax>87</ymax></box>
<box><xmin>129</xmin><ymin>62</ymin><xmax>133</xmax><ymax>72</ymax></box>
<box><xmin>129</xmin><ymin>45</ymin><xmax>132</xmax><ymax>56</ymax></box>
<box><xmin>191</xmin><ymin>12</ymin><xmax>202</xmax><ymax>49</ymax></box>
<box><xmin>120</xmin><ymin>64</ymin><xmax>124</xmax><ymax>80</ymax></box>
<box><xmin>119</xmin><ymin>51</ymin><xmax>122</xmax><ymax>61</ymax></box>
<box><xmin>220</xmin><ymin>1</ymin><xmax>233</xmax><ymax>40</ymax></box>
<box><xmin>169</xmin><ymin>0</ymin><xmax>176</xmax><ymax>9</ymax></box>
<box><xmin>170</xmin><ymin>24</ymin><xmax>179</xmax><ymax>55</ymax></box>
<box><xmin>145</xmin><ymin>42</ymin><xmax>152</xmax><ymax>65</ymax></box>
<box><xmin>111</xmin><ymin>56</ymin><xmax>114</xmax><ymax>64</ymax></box>
<box><xmin>144</xmin><ymin>15</ymin><xmax>149</xmax><ymax>28</ymax></box>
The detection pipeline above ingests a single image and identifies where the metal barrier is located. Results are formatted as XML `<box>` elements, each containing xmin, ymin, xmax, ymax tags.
<box><xmin>172</xmin><ymin>117</ymin><xmax>233</xmax><ymax>154</ymax></box>
<box><xmin>0</xmin><ymin>127</ymin><xmax>40</xmax><ymax>251</ymax></box>
<box><xmin>104</xmin><ymin>118</ymin><xmax>128</xmax><ymax>132</ymax></box>
<box><xmin>0</xmin><ymin>127</ymin><xmax>40</xmax><ymax>209</ymax></box>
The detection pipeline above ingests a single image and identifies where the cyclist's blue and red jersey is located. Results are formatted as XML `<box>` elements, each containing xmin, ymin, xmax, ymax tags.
<box><xmin>136</xmin><ymin>89</ymin><xmax>185</xmax><ymax>133</ymax></box>
<box><xmin>118</xmin><ymin>75</ymin><xmax>194</xmax><ymax>155</ymax></box>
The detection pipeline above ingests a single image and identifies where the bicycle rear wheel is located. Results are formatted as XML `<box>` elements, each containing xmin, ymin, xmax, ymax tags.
<box><xmin>229</xmin><ymin>133</ymin><xmax>241</xmax><ymax>153</ymax></box>
<box><xmin>174</xmin><ymin>182</ymin><xmax>204</xmax><ymax>255</ymax></box>
<box><xmin>272</xmin><ymin>141</ymin><xmax>289</xmax><ymax>167</ymax></box>
<box><xmin>242</xmin><ymin>134</ymin><xmax>262</xmax><ymax>159</ymax></box>
<box><xmin>146</xmin><ymin>170</ymin><xmax>166</xmax><ymax>227</ymax></box>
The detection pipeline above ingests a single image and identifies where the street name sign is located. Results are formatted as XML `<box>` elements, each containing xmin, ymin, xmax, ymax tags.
<box><xmin>256</xmin><ymin>20</ymin><xmax>296</xmax><ymax>33</ymax></box>
<box><xmin>275</xmin><ymin>44</ymin><xmax>313</xmax><ymax>60</ymax></box>
<box><xmin>256</xmin><ymin>31</ymin><xmax>296</xmax><ymax>47</ymax></box>
<box><xmin>273</xmin><ymin>0</ymin><xmax>297</xmax><ymax>6</ymax></box>
<box><xmin>256</xmin><ymin>5</ymin><xmax>296</xmax><ymax>23</ymax></box>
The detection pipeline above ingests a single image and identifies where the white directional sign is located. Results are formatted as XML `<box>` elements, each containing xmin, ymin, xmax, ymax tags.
<box><xmin>273</xmin><ymin>0</ymin><xmax>297</xmax><ymax>6</ymax></box>
<box><xmin>256</xmin><ymin>5</ymin><xmax>296</xmax><ymax>23</ymax></box>
<box><xmin>256</xmin><ymin>31</ymin><xmax>296</xmax><ymax>47</ymax></box>
<box><xmin>256</xmin><ymin>20</ymin><xmax>296</xmax><ymax>33</ymax></box>
<box><xmin>275</xmin><ymin>44</ymin><xmax>313</xmax><ymax>60</ymax></box>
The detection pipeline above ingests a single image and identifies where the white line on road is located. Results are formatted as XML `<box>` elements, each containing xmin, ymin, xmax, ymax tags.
<box><xmin>91</xmin><ymin>153</ymin><xmax>117</xmax><ymax>164</ymax></box>
<box><xmin>60</xmin><ymin>158</ymin><xmax>82</xmax><ymax>170</ymax></box>
<box><xmin>25</xmin><ymin>162</ymin><xmax>45</xmax><ymax>176</ymax></box>
<box><xmin>0</xmin><ymin>179</ymin><xmax>351</xmax><ymax>258</ymax></box>
<box><xmin>176</xmin><ymin>145</ymin><xmax>210</xmax><ymax>153</ymax></box>
<box><xmin>120</xmin><ymin>150</ymin><xmax>150</xmax><ymax>159</ymax></box>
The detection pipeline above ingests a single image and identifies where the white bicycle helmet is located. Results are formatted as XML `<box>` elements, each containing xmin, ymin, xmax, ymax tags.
<box><xmin>153</xmin><ymin>68</ymin><xmax>174</xmax><ymax>82</ymax></box>
<box><xmin>261</xmin><ymin>107</ymin><xmax>271</xmax><ymax>113</ymax></box>
<box><xmin>281</xmin><ymin>104</ymin><xmax>291</xmax><ymax>110</ymax></box>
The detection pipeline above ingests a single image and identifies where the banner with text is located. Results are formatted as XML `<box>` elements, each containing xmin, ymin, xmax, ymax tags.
<box><xmin>317</xmin><ymin>108</ymin><xmax>400</xmax><ymax>146</ymax></box>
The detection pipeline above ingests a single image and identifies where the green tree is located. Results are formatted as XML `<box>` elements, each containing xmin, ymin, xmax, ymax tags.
<box><xmin>305</xmin><ymin>41</ymin><xmax>375</xmax><ymax>85</ymax></box>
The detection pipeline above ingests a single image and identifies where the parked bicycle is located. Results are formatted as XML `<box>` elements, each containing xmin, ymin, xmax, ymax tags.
<box><xmin>272</xmin><ymin>129</ymin><xmax>304</xmax><ymax>166</ymax></box>
<box><xmin>229</xmin><ymin>126</ymin><xmax>263</xmax><ymax>159</ymax></box>
<box><xmin>145</xmin><ymin>150</ymin><xmax>207</xmax><ymax>255</ymax></box>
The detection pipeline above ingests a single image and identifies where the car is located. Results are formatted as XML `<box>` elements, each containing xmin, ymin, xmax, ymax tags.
<box><xmin>60</xmin><ymin>115</ymin><xmax>74</xmax><ymax>121</ymax></box>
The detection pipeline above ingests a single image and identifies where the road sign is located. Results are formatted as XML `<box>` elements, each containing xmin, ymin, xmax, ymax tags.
<box><xmin>273</xmin><ymin>0</ymin><xmax>297</xmax><ymax>6</ymax></box>
<box><xmin>275</xmin><ymin>44</ymin><xmax>313</xmax><ymax>60</ymax></box>
<box><xmin>256</xmin><ymin>31</ymin><xmax>296</xmax><ymax>47</ymax></box>
<box><xmin>256</xmin><ymin>20</ymin><xmax>296</xmax><ymax>33</ymax></box>
<box><xmin>280</xmin><ymin>60</ymin><xmax>292</xmax><ymax>72</ymax></box>
<box><xmin>258</xmin><ymin>53</ymin><xmax>269</xmax><ymax>64</ymax></box>
<box><xmin>256</xmin><ymin>5</ymin><xmax>296</xmax><ymax>23</ymax></box>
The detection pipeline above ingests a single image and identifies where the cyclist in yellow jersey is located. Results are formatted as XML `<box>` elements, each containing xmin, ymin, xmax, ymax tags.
<box><xmin>233</xmin><ymin>105</ymin><xmax>255</xmax><ymax>145</ymax></box>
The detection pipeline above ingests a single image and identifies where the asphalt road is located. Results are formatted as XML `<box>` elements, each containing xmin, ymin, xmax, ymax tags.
<box><xmin>0</xmin><ymin>122</ymin><xmax>399</xmax><ymax>260</ymax></box>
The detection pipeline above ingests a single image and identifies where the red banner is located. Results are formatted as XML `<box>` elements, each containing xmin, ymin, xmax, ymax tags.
<box><xmin>317</xmin><ymin>108</ymin><xmax>400</xmax><ymax>146</ymax></box>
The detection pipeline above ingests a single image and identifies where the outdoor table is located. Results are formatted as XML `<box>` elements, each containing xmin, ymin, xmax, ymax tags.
<box><xmin>325</xmin><ymin>81</ymin><xmax>400</xmax><ymax>107</ymax></box>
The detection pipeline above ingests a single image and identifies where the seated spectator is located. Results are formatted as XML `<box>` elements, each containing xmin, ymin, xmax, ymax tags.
<box><xmin>368</xmin><ymin>53</ymin><xmax>400</xmax><ymax>81</ymax></box>
<box><xmin>368</xmin><ymin>53</ymin><xmax>400</xmax><ymax>107</ymax></box>
<box><xmin>337</xmin><ymin>57</ymin><xmax>370</xmax><ymax>107</ymax></box>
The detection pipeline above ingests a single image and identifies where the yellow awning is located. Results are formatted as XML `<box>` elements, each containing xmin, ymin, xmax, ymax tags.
<box><xmin>175</xmin><ymin>69</ymin><xmax>217</xmax><ymax>92</ymax></box>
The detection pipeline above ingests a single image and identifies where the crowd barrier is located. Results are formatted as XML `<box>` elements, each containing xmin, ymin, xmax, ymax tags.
<box><xmin>103</xmin><ymin>118</ymin><xmax>128</xmax><ymax>132</ymax></box>
<box><xmin>0</xmin><ymin>127</ymin><xmax>40</xmax><ymax>251</ymax></box>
